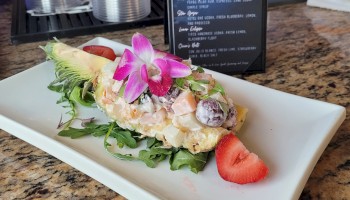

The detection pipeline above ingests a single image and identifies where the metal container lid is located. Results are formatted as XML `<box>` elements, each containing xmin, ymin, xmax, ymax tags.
<box><xmin>25</xmin><ymin>0</ymin><xmax>91</xmax><ymax>16</ymax></box>
<box><xmin>92</xmin><ymin>0</ymin><xmax>151</xmax><ymax>23</ymax></box>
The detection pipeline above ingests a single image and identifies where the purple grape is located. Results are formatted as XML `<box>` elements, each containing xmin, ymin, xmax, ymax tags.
<box><xmin>222</xmin><ymin>106</ymin><xmax>237</xmax><ymax>129</ymax></box>
<box><xmin>196</xmin><ymin>98</ymin><xmax>227</xmax><ymax>127</ymax></box>
<box><xmin>227</xmin><ymin>106</ymin><xmax>237</xmax><ymax>119</ymax></box>
<box><xmin>158</xmin><ymin>87</ymin><xmax>180</xmax><ymax>103</ymax></box>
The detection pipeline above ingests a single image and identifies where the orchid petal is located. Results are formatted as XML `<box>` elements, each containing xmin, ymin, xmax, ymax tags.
<box><xmin>118</xmin><ymin>49</ymin><xmax>141</xmax><ymax>66</ymax></box>
<box><xmin>154</xmin><ymin>49</ymin><xmax>182</xmax><ymax>62</ymax></box>
<box><xmin>147</xmin><ymin>58</ymin><xmax>173</xmax><ymax>96</ymax></box>
<box><xmin>167</xmin><ymin>59</ymin><xmax>192</xmax><ymax>78</ymax></box>
<box><xmin>113</xmin><ymin>49</ymin><xmax>143</xmax><ymax>80</ymax></box>
<box><xmin>152</xmin><ymin>58</ymin><xmax>170</xmax><ymax>75</ymax></box>
<box><xmin>140</xmin><ymin>64</ymin><xmax>148</xmax><ymax>83</ymax></box>
<box><xmin>148</xmin><ymin>73</ymin><xmax>173</xmax><ymax>97</ymax></box>
<box><xmin>124</xmin><ymin>71</ymin><xmax>148</xmax><ymax>103</ymax></box>
<box><xmin>132</xmin><ymin>33</ymin><xmax>154</xmax><ymax>64</ymax></box>
<box><xmin>113</xmin><ymin>64</ymin><xmax>134</xmax><ymax>81</ymax></box>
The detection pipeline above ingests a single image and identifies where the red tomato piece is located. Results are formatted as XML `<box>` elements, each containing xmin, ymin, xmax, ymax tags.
<box><xmin>83</xmin><ymin>45</ymin><xmax>117</xmax><ymax>61</ymax></box>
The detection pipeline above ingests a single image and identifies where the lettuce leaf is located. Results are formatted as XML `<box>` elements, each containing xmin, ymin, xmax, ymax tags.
<box><xmin>170</xmin><ymin>150</ymin><xmax>209</xmax><ymax>174</ymax></box>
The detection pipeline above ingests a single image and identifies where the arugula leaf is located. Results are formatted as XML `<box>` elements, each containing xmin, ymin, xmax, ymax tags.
<box><xmin>138</xmin><ymin>138</ymin><xmax>173</xmax><ymax>168</ymax></box>
<box><xmin>170</xmin><ymin>150</ymin><xmax>209</xmax><ymax>174</ymax></box>
<box><xmin>195</xmin><ymin>66</ymin><xmax>205</xmax><ymax>73</ymax></box>
<box><xmin>58</xmin><ymin>121</ymin><xmax>212</xmax><ymax>173</ymax></box>
<box><xmin>175</xmin><ymin>78</ymin><xmax>186</xmax><ymax>89</ymax></box>
<box><xmin>85</xmin><ymin>123</ymin><xmax>110</xmax><ymax>137</ymax></box>
<box><xmin>189</xmin><ymin>81</ymin><xmax>205</xmax><ymax>92</ymax></box>
<box><xmin>139</xmin><ymin>148</ymin><xmax>172</xmax><ymax>168</ymax></box>
<box><xmin>58</xmin><ymin>127</ymin><xmax>92</xmax><ymax>139</ymax></box>
<box><xmin>58</xmin><ymin>122</ymin><xmax>106</xmax><ymax>138</ymax></box>
<box><xmin>69</xmin><ymin>86</ymin><xmax>95</xmax><ymax>107</ymax></box>
<box><xmin>103</xmin><ymin>122</ymin><xmax>138</xmax><ymax>161</ymax></box>
<box><xmin>190</xmin><ymin>65</ymin><xmax>205</xmax><ymax>73</ymax></box>
<box><xmin>58</xmin><ymin>122</ymin><xmax>139</xmax><ymax>149</ymax></box>
<box><xmin>112</xmin><ymin>130</ymin><xmax>138</xmax><ymax>148</ymax></box>
<box><xmin>108</xmin><ymin>152</ymin><xmax>135</xmax><ymax>160</ymax></box>
<box><xmin>48</xmin><ymin>71</ymin><xmax>97</xmax><ymax>128</ymax></box>
<box><xmin>48</xmin><ymin>82</ymin><xmax>77</xmax><ymax>128</ymax></box>
<box><xmin>196</xmin><ymin>80</ymin><xmax>210</xmax><ymax>84</ymax></box>
<box><xmin>175</xmin><ymin>75</ymin><xmax>209</xmax><ymax>93</ymax></box>
<box><xmin>146</xmin><ymin>137</ymin><xmax>158</xmax><ymax>148</ymax></box>
<box><xmin>209</xmin><ymin>82</ymin><xmax>225</xmax><ymax>96</ymax></box>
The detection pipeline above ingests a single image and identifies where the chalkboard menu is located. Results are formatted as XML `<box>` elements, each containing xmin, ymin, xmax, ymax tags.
<box><xmin>167</xmin><ymin>0</ymin><xmax>267</xmax><ymax>74</ymax></box>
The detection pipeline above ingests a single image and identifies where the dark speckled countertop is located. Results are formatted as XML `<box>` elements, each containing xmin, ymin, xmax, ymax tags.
<box><xmin>1</xmin><ymin>1</ymin><xmax>349</xmax><ymax>199</ymax></box>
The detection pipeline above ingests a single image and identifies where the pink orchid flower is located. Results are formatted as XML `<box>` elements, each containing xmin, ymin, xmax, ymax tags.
<box><xmin>113</xmin><ymin>33</ymin><xmax>191</xmax><ymax>103</ymax></box>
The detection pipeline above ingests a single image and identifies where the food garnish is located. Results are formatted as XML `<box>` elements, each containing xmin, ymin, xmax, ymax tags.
<box><xmin>58</xmin><ymin>121</ymin><xmax>209</xmax><ymax>173</ymax></box>
<box><xmin>83</xmin><ymin>45</ymin><xmax>117</xmax><ymax>61</ymax></box>
<box><xmin>113</xmin><ymin>33</ymin><xmax>191</xmax><ymax>103</ymax></box>
<box><xmin>215</xmin><ymin>134</ymin><xmax>269</xmax><ymax>184</ymax></box>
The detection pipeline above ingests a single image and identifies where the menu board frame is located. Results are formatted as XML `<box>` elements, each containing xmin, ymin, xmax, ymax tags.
<box><xmin>166</xmin><ymin>0</ymin><xmax>267</xmax><ymax>74</ymax></box>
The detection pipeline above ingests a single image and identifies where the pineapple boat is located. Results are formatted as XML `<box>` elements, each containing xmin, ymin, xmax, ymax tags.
<box><xmin>42</xmin><ymin>33</ymin><xmax>248</xmax><ymax>154</ymax></box>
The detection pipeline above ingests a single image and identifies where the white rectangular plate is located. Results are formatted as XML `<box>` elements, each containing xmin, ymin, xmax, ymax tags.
<box><xmin>0</xmin><ymin>37</ymin><xmax>346</xmax><ymax>200</ymax></box>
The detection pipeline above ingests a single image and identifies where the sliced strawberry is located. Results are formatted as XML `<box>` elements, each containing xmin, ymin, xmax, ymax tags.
<box><xmin>83</xmin><ymin>45</ymin><xmax>117</xmax><ymax>61</ymax></box>
<box><xmin>215</xmin><ymin>134</ymin><xmax>269</xmax><ymax>184</ymax></box>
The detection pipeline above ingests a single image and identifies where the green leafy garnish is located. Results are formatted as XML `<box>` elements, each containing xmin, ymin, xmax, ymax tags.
<box><xmin>195</xmin><ymin>66</ymin><xmax>205</xmax><ymax>73</ymax></box>
<box><xmin>209</xmin><ymin>82</ymin><xmax>225</xmax><ymax>95</ymax></box>
<box><xmin>48</xmin><ymin>80</ymin><xmax>95</xmax><ymax>128</ymax></box>
<box><xmin>175</xmin><ymin>75</ymin><xmax>209</xmax><ymax>93</ymax></box>
<box><xmin>170</xmin><ymin>150</ymin><xmax>209</xmax><ymax>174</ymax></box>
<box><xmin>201</xmin><ymin>82</ymin><xmax>226</xmax><ymax>100</ymax></box>
<box><xmin>48</xmin><ymin>82</ymin><xmax>77</xmax><ymax>128</ymax></box>
<box><xmin>191</xmin><ymin>65</ymin><xmax>205</xmax><ymax>73</ymax></box>
<box><xmin>138</xmin><ymin>138</ymin><xmax>173</xmax><ymax>168</ymax></box>
<box><xmin>58</xmin><ymin>127</ymin><xmax>92</xmax><ymax>138</ymax></box>
<box><xmin>175</xmin><ymin>77</ymin><xmax>186</xmax><ymax>89</ymax></box>
<box><xmin>103</xmin><ymin>122</ymin><xmax>136</xmax><ymax>160</ymax></box>
<box><xmin>58</xmin><ymin>122</ymin><xmax>109</xmax><ymax>138</ymax></box>
<box><xmin>69</xmin><ymin>86</ymin><xmax>95</xmax><ymax>107</ymax></box>
<box><xmin>48</xmin><ymin>82</ymin><xmax>87</xmax><ymax>128</ymax></box>
<box><xmin>58</xmin><ymin>121</ymin><xmax>211</xmax><ymax>173</ymax></box>
<box><xmin>113</xmin><ymin>130</ymin><xmax>138</xmax><ymax>148</ymax></box>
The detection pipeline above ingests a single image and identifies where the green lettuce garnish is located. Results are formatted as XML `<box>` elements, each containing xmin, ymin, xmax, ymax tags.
<box><xmin>58</xmin><ymin>121</ymin><xmax>210</xmax><ymax>173</ymax></box>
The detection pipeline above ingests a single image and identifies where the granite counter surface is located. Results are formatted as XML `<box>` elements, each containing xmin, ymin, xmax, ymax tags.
<box><xmin>0</xmin><ymin>1</ymin><xmax>349</xmax><ymax>199</ymax></box>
